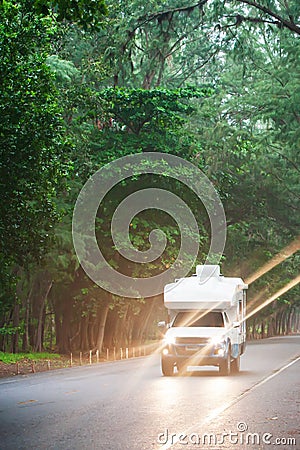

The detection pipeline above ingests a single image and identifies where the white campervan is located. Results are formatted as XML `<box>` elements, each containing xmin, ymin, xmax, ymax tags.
<box><xmin>159</xmin><ymin>265</ymin><xmax>248</xmax><ymax>376</ymax></box>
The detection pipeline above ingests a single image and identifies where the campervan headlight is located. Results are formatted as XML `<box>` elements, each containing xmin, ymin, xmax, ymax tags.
<box><xmin>209</xmin><ymin>335</ymin><xmax>225</xmax><ymax>346</ymax></box>
<box><xmin>164</xmin><ymin>335</ymin><xmax>176</xmax><ymax>346</ymax></box>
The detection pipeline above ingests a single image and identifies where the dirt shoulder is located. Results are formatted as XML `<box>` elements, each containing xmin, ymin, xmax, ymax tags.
<box><xmin>0</xmin><ymin>357</ymin><xmax>73</xmax><ymax>378</ymax></box>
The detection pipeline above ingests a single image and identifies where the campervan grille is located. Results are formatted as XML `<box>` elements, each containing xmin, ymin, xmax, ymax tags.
<box><xmin>175</xmin><ymin>337</ymin><xmax>210</xmax><ymax>345</ymax></box>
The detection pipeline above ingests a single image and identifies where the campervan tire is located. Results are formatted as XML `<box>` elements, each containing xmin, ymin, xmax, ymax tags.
<box><xmin>231</xmin><ymin>355</ymin><xmax>240</xmax><ymax>374</ymax></box>
<box><xmin>176</xmin><ymin>364</ymin><xmax>186</xmax><ymax>375</ymax></box>
<box><xmin>161</xmin><ymin>357</ymin><xmax>174</xmax><ymax>376</ymax></box>
<box><xmin>219</xmin><ymin>351</ymin><xmax>231</xmax><ymax>376</ymax></box>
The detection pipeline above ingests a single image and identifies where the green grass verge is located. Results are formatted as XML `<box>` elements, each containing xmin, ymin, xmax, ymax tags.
<box><xmin>0</xmin><ymin>352</ymin><xmax>61</xmax><ymax>364</ymax></box>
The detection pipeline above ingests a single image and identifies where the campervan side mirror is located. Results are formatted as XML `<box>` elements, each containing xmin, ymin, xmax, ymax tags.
<box><xmin>233</xmin><ymin>321</ymin><xmax>240</xmax><ymax>328</ymax></box>
<box><xmin>158</xmin><ymin>321</ymin><xmax>166</xmax><ymax>328</ymax></box>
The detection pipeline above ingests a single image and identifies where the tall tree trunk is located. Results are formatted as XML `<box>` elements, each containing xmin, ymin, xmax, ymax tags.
<box><xmin>54</xmin><ymin>309</ymin><xmax>62</xmax><ymax>352</ymax></box>
<box><xmin>279</xmin><ymin>309</ymin><xmax>286</xmax><ymax>335</ymax></box>
<box><xmin>113</xmin><ymin>315</ymin><xmax>127</xmax><ymax>348</ymax></box>
<box><xmin>287</xmin><ymin>307</ymin><xmax>295</xmax><ymax>334</ymax></box>
<box><xmin>260</xmin><ymin>321</ymin><xmax>265</xmax><ymax>339</ymax></box>
<box><xmin>11</xmin><ymin>303</ymin><xmax>20</xmax><ymax>353</ymax></box>
<box><xmin>93</xmin><ymin>304</ymin><xmax>109</xmax><ymax>352</ymax></box>
<box><xmin>267</xmin><ymin>317</ymin><xmax>275</xmax><ymax>337</ymax></box>
<box><xmin>131</xmin><ymin>297</ymin><xmax>156</xmax><ymax>345</ymax></box>
<box><xmin>276</xmin><ymin>310</ymin><xmax>284</xmax><ymax>335</ymax></box>
<box><xmin>35</xmin><ymin>280</ymin><xmax>52</xmax><ymax>352</ymax></box>
<box><xmin>251</xmin><ymin>318</ymin><xmax>256</xmax><ymax>339</ymax></box>
<box><xmin>103</xmin><ymin>310</ymin><xmax>118</xmax><ymax>348</ymax></box>
<box><xmin>142</xmin><ymin>69</ymin><xmax>156</xmax><ymax>89</ymax></box>
<box><xmin>22</xmin><ymin>287</ymin><xmax>32</xmax><ymax>352</ymax></box>
<box><xmin>80</xmin><ymin>316</ymin><xmax>89</xmax><ymax>351</ymax></box>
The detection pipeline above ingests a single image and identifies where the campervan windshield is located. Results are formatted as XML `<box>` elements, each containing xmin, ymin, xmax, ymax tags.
<box><xmin>172</xmin><ymin>311</ymin><xmax>225</xmax><ymax>328</ymax></box>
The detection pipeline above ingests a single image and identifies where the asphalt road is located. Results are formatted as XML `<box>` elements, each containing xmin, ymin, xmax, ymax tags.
<box><xmin>0</xmin><ymin>336</ymin><xmax>299</xmax><ymax>450</ymax></box>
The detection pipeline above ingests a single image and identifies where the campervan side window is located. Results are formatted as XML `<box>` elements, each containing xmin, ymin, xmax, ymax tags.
<box><xmin>172</xmin><ymin>311</ymin><xmax>224</xmax><ymax>328</ymax></box>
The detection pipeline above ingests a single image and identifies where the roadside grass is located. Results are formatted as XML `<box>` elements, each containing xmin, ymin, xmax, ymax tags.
<box><xmin>0</xmin><ymin>351</ymin><xmax>61</xmax><ymax>364</ymax></box>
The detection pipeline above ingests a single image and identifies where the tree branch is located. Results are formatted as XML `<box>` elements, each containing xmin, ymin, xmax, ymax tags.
<box><xmin>138</xmin><ymin>1</ymin><xmax>208</xmax><ymax>25</ymax></box>
<box><xmin>234</xmin><ymin>0</ymin><xmax>300</xmax><ymax>35</ymax></box>
<box><xmin>223</xmin><ymin>13</ymin><xmax>283</xmax><ymax>30</ymax></box>
<box><xmin>268</xmin><ymin>145</ymin><xmax>300</xmax><ymax>174</ymax></box>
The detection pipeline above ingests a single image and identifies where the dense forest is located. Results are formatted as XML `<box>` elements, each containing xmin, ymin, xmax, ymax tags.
<box><xmin>0</xmin><ymin>0</ymin><xmax>299</xmax><ymax>354</ymax></box>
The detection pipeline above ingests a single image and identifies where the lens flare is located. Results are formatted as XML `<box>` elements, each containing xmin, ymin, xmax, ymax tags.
<box><xmin>245</xmin><ymin>274</ymin><xmax>300</xmax><ymax>321</ymax></box>
<box><xmin>245</xmin><ymin>236</ymin><xmax>300</xmax><ymax>285</ymax></box>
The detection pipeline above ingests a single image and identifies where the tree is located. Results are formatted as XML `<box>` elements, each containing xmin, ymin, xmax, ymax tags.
<box><xmin>0</xmin><ymin>1</ymin><xmax>66</xmax><ymax>285</ymax></box>
<box><xmin>99</xmin><ymin>0</ymin><xmax>300</xmax><ymax>89</ymax></box>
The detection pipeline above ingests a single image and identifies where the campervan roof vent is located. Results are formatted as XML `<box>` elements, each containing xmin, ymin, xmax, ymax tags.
<box><xmin>196</xmin><ymin>265</ymin><xmax>221</xmax><ymax>279</ymax></box>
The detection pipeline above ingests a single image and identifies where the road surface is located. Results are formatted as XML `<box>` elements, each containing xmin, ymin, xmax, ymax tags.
<box><xmin>0</xmin><ymin>336</ymin><xmax>299</xmax><ymax>450</ymax></box>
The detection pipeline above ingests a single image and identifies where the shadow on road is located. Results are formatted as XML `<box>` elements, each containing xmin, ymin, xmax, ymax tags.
<box><xmin>171</xmin><ymin>369</ymin><xmax>253</xmax><ymax>377</ymax></box>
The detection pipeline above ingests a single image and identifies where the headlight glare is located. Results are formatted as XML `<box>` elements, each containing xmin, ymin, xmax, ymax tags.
<box><xmin>210</xmin><ymin>335</ymin><xmax>225</xmax><ymax>346</ymax></box>
<box><xmin>164</xmin><ymin>335</ymin><xmax>176</xmax><ymax>345</ymax></box>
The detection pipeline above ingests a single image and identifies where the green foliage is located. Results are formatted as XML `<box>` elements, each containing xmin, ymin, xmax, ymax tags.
<box><xmin>0</xmin><ymin>325</ymin><xmax>21</xmax><ymax>336</ymax></box>
<box><xmin>97</xmin><ymin>86</ymin><xmax>213</xmax><ymax>134</ymax></box>
<box><xmin>46</xmin><ymin>55</ymin><xmax>80</xmax><ymax>83</ymax></box>
<box><xmin>34</xmin><ymin>0</ymin><xmax>107</xmax><ymax>30</ymax></box>
<box><xmin>0</xmin><ymin>0</ymin><xmax>66</xmax><ymax>288</ymax></box>
<box><xmin>0</xmin><ymin>351</ymin><xmax>60</xmax><ymax>364</ymax></box>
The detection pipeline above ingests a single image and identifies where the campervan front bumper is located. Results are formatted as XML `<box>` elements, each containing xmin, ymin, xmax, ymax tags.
<box><xmin>162</xmin><ymin>337</ymin><xmax>228</xmax><ymax>366</ymax></box>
